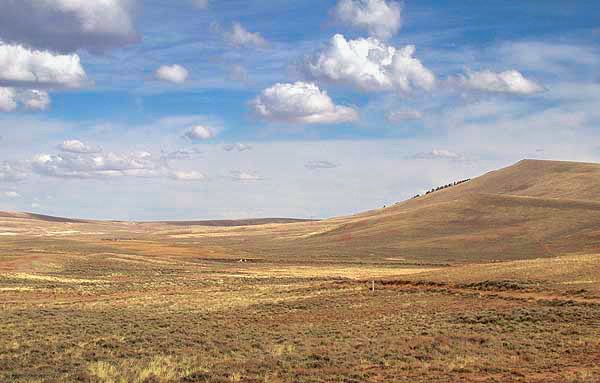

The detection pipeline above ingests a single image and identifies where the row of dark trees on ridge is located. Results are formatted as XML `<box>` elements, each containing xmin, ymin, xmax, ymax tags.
<box><xmin>412</xmin><ymin>178</ymin><xmax>471</xmax><ymax>199</ymax></box>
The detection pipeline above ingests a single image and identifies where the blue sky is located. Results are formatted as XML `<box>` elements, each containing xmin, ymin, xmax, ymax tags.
<box><xmin>0</xmin><ymin>0</ymin><xmax>599</xmax><ymax>220</ymax></box>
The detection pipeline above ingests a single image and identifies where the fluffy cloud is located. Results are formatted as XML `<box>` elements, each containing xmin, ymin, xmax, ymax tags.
<box><xmin>0</xmin><ymin>43</ymin><xmax>87</xmax><ymax>88</ymax></box>
<box><xmin>251</xmin><ymin>81</ymin><xmax>359</xmax><ymax>124</ymax></box>
<box><xmin>0</xmin><ymin>87</ymin><xmax>17</xmax><ymax>112</ymax></box>
<box><xmin>386</xmin><ymin>109</ymin><xmax>423</xmax><ymax>123</ymax></box>
<box><xmin>223</xmin><ymin>143</ymin><xmax>252</xmax><ymax>152</ymax></box>
<box><xmin>307</xmin><ymin>34</ymin><xmax>434</xmax><ymax>93</ymax></box>
<box><xmin>32</xmin><ymin>151</ymin><xmax>162</xmax><ymax>179</ymax></box>
<box><xmin>20</xmin><ymin>90</ymin><xmax>50</xmax><ymax>110</ymax></box>
<box><xmin>184</xmin><ymin>125</ymin><xmax>217</xmax><ymax>141</ymax></box>
<box><xmin>0</xmin><ymin>0</ymin><xmax>139</xmax><ymax>53</ymax></box>
<box><xmin>0</xmin><ymin>88</ymin><xmax>51</xmax><ymax>112</ymax></box>
<box><xmin>305</xmin><ymin>160</ymin><xmax>338</xmax><ymax>170</ymax></box>
<box><xmin>155</xmin><ymin>64</ymin><xmax>189</xmax><ymax>84</ymax></box>
<box><xmin>225</xmin><ymin>22</ymin><xmax>268</xmax><ymax>48</ymax></box>
<box><xmin>59</xmin><ymin>140</ymin><xmax>99</xmax><ymax>154</ymax></box>
<box><xmin>170</xmin><ymin>170</ymin><xmax>205</xmax><ymax>181</ymax></box>
<box><xmin>332</xmin><ymin>0</ymin><xmax>402</xmax><ymax>40</ymax></box>
<box><xmin>455</xmin><ymin>70</ymin><xmax>544</xmax><ymax>95</ymax></box>
<box><xmin>411</xmin><ymin>149</ymin><xmax>462</xmax><ymax>160</ymax></box>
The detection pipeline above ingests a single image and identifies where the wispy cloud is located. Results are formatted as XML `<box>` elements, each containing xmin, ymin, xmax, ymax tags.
<box><xmin>410</xmin><ymin>149</ymin><xmax>462</xmax><ymax>160</ymax></box>
<box><xmin>305</xmin><ymin>160</ymin><xmax>338</xmax><ymax>170</ymax></box>
<box><xmin>230</xmin><ymin>170</ymin><xmax>264</xmax><ymax>181</ymax></box>
<box><xmin>451</xmin><ymin>69</ymin><xmax>545</xmax><ymax>95</ymax></box>
<box><xmin>224</xmin><ymin>22</ymin><xmax>268</xmax><ymax>48</ymax></box>
<box><xmin>223</xmin><ymin>143</ymin><xmax>252</xmax><ymax>152</ymax></box>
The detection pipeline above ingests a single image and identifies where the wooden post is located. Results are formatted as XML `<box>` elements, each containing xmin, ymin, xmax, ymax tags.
<box><xmin>371</xmin><ymin>280</ymin><xmax>375</xmax><ymax>292</ymax></box>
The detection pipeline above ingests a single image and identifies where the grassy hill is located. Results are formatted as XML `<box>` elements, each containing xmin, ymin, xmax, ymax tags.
<box><xmin>274</xmin><ymin>159</ymin><xmax>600</xmax><ymax>263</ymax></box>
<box><xmin>2</xmin><ymin>159</ymin><xmax>600</xmax><ymax>264</ymax></box>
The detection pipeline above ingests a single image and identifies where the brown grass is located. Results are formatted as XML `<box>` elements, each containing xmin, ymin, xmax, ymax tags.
<box><xmin>1</xmin><ymin>160</ymin><xmax>600</xmax><ymax>382</ymax></box>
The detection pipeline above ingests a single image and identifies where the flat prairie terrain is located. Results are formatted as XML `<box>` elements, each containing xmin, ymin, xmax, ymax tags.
<box><xmin>2</xmin><ymin>160</ymin><xmax>600</xmax><ymax>382</ymax></box>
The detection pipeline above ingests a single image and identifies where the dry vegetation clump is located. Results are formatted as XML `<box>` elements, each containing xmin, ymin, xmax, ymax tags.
<box><xmin>86</xmin><ymin>356</ymin><xmax>205</xmax><ymax>383</ymax></box>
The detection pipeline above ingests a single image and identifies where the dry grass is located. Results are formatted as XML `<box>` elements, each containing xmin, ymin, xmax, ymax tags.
<box><xmin>2</xmin><ymin>159</ymin><xmax>600</xmax><ymax>381</ymax></box>
<box><xmin>1</xmin><ymin>233</ymin><xmax>599</xmax><ymax>382</ymax></box>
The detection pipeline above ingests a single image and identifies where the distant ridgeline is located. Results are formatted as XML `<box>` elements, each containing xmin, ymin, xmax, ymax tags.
<box><xmin>412</xmin><ymin>179</ymin><xmax>471</xmax><ymax>199</ymax></box>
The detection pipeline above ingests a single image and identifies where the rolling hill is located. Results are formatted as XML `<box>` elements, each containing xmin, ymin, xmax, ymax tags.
<box><xmin>286</xmin><ymin>159</ymin><xmax>600</xmax><ymax>262</ymax></box>
<box><xmin>2</xmin><ymin>159</ymin><xmax>600</xmax><ymax>264</ymax></box>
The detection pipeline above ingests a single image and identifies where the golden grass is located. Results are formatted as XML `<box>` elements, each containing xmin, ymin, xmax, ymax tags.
<box><xmin>243</xmin><ymin>265</ymin><xmax>438</xmax><ymax>279</ymax></box>
<box><xmin>87</xmin><ymin>356</ymin><xmax>199</xmax><ymax>383</ymax></box>
<box><xmin>2</xmin><ymin>272</ymin><xmax>106</xmax><ymax>285</ymax></box>
<box><xmin>1</xmin><ymin>160</ymin><xmax>600</xmax><ymax>381</ymax></box>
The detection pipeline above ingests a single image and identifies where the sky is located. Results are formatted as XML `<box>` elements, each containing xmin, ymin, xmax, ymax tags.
<box><xmin>0</xmin><ymin>0</ymin><xmax>599</xmax><ymax>220</ymax></box>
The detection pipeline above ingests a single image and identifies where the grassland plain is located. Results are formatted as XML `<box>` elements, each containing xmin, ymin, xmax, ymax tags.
<box><xmin>1</xmin><ymin>160</ymin><xmax>600</xmax><ymax>382</ymax></box>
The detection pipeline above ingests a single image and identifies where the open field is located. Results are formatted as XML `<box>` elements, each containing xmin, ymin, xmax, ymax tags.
<box><xmin>2</xmin><ymin>160</ymin><xmax>600</xmax><ymax>382</ymax></box>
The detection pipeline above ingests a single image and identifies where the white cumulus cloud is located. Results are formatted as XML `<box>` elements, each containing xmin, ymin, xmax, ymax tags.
<box><xmin>184</xmin><ymin>125</ymin><xmax>217</xmax><ymax>141</ymax></box>
<box><xmin>251</xmin><ymin>81</ymin><xmax>359</xmax><ymax>124</ymax></box>
<box><xmin>0</xmin><ymin>0</ymin><xmax>139</xmax><ymax>53</ymax></box>
<box><xmin>155</xmin><ymin>64</ymin><xmax>189</xmax><ymax>84</ymax></box>
<box><xmin>0</xmin><ymin>43</ymin><xmax>87</xmax><ymax>88</ymax></box>
<box><xmin>20</xmin><ymin>90</ymin><xmax>50</xmax><ymax>110</ymax></box>
<box><xmin>333</xmin><ymin>0</ymin><xmax>402</xmax><ymax>40</ymax></box>
<box><xmin>455</xmin><ymin>70</ymin><xmax>544</xmax><ymax>95</ymax></box>
<box><xmin>0</xmin><ymin>88</ymin><xmax>51</xmax><ymax>112</ymax></box>
<box><xmin>225</xmin><ymin>22</ymin><xmax>268</xmax><ymax>48</ymax></box>
<box><xmin>307</xmin><ymin>34</ymin><xmax>434</xmax><ymax>93</ymax></box>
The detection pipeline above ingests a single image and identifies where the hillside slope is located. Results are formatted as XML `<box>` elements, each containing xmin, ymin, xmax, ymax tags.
<box><xmin>2</xmin><ymin>159</ymin><xmax>600</xmax><ymax>264</ymax></box>
<box><xmin>288</xmin><ymin>160</ymin><xmax>600</xmax><ymax>262</ymax></box>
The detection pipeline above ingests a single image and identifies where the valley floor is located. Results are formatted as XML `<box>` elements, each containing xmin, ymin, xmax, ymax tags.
<box><xmin>1</xmin><ymin>242</ymin><xmax>600</xmax><ymax>383</ymax></box>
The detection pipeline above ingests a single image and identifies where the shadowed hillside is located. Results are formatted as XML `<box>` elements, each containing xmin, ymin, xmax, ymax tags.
<box><xmin>0</xmin><ymin>211</ymin><xmax>89</xmax><ymax>223</ymax></box>
<box><xmin>0</xmin><ymin>211</ymin><xmax>313</xmax><ymax>227</ymax></box>
<box><xmin>160</xmin><ymin>218</ymin><xmax>316</xmax><ymax>227</ymax></box>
